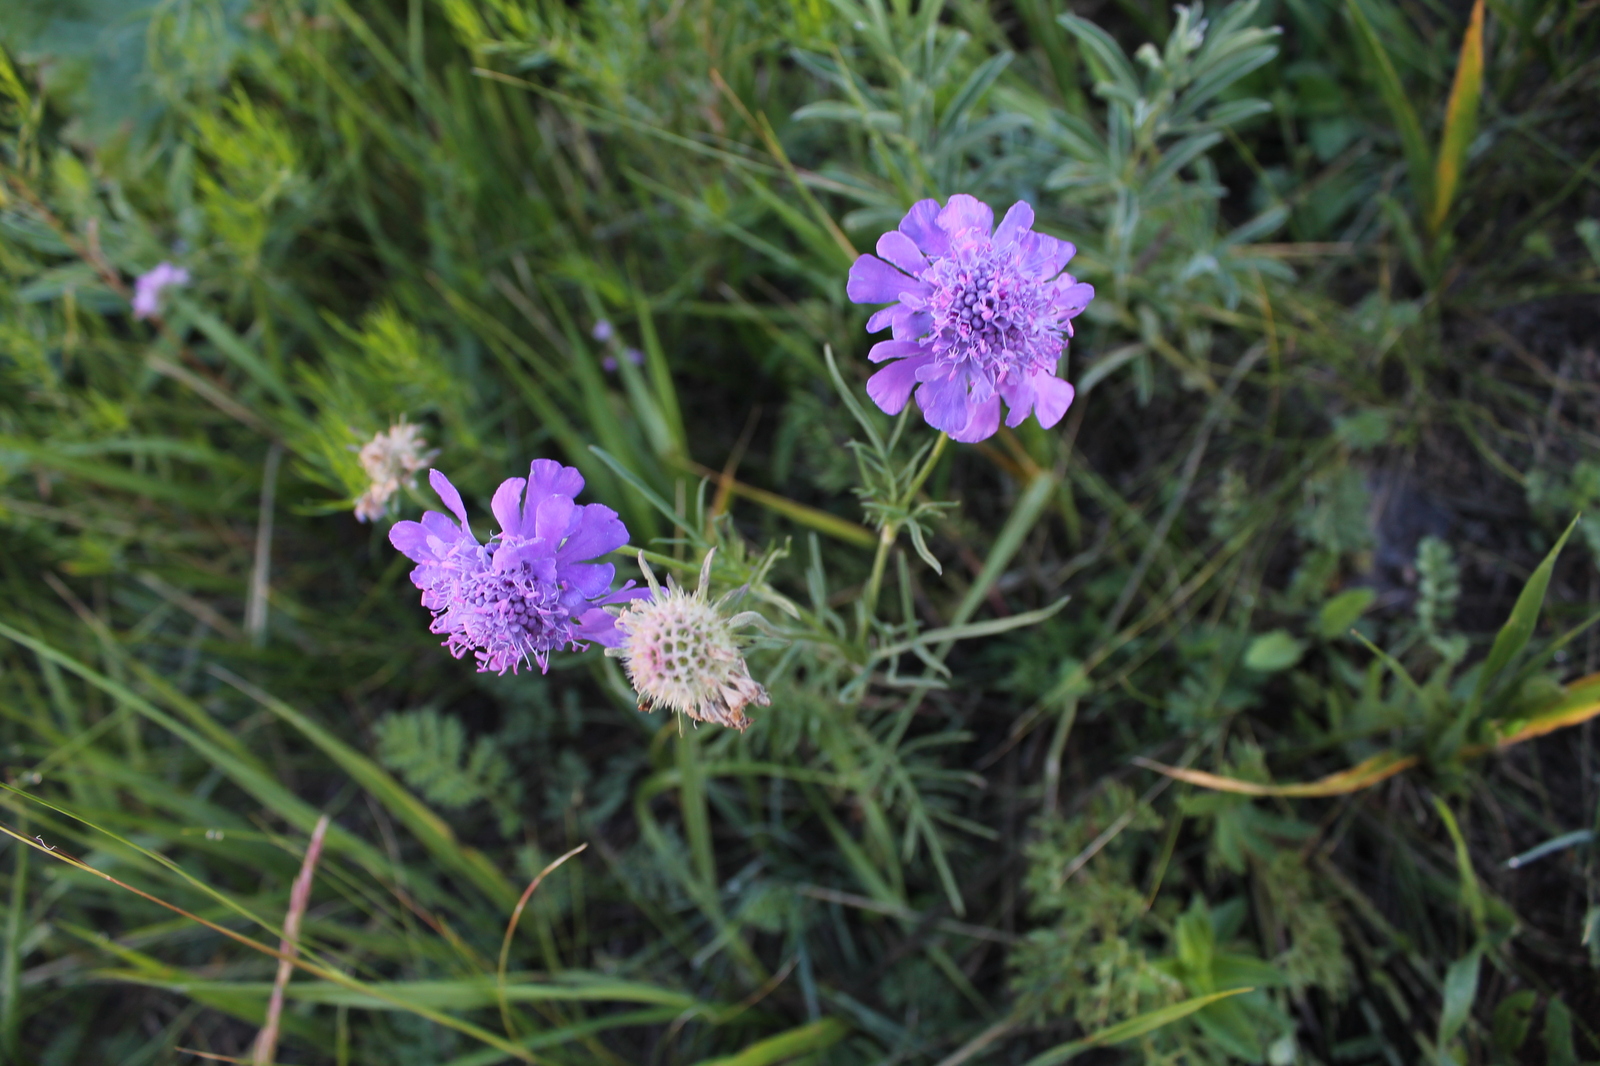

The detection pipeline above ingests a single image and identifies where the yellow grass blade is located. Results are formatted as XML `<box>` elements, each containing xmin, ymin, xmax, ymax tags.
<box><xmin>1429</xmin><ymin>0</ymin><xmax>1486</xmax><ymax>237</ymax></box>
<box><xmin>1133</xmin><ymin>751</ymin><xmax>1419</xmax><ymax>797</ymax></box>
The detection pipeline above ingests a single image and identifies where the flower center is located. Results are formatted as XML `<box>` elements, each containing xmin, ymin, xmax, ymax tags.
<box><xmin>428</xmin><ymin>538</ymin><xmax>575</xmax><ymax>671</ymax></box>
<box><xmin>923</xmin><ymin>249</ymin><xmax>1062</xmax><ymax>381</ymax></box>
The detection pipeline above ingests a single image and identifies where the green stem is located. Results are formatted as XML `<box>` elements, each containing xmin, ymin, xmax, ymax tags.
<box><xmin>906</xmin><ymin>431</ymin><xmax>949</xmax><ymax>501</ymax></box>
<box><xmin>861</xmin><ymin>433</ymin><xmax>947</xmax><ymax>629</ymax></box>
<box><xmin>861</xmin><ymin>521</ymin><xmax>898</xmax><ymax>626</ymax></box>
<box><xmin>1</xmin><ymin>818</ymin><xmax>23</xmax><ymax>1064</ymax></box>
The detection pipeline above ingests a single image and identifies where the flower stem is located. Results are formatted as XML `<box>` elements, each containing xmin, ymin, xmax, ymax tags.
<box><xmin>862</xmin><ymin>433</ymin><xmax>947</xmax><ymax>629</ymax></box>
<box><xmin>906</xmin><ymin>432</ymin><xmax>949</xmax><ymax>501</ymax></box>
<box><xmin>861</xmin><ymin>520</ymin><xmax>898</xmax><ymax>625</ymax></box>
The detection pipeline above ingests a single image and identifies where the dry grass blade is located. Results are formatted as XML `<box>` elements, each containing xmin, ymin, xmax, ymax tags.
<box><xmin>252</xmin><ymin>814</ymin><xmax>330</xmax><ymax>1066</ymax></box>
<box><xmin>497</xmin><ymin>844</ymin><xmax>588</xmax><ymax>1040</ymax></box>
<box><xmin>1133</xmin><ymin>751</ymin><xmax>1420</xmax><ymax>797</ymax></box>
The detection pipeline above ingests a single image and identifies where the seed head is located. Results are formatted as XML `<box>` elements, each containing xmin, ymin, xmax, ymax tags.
<box><xmin>353</xmin><ymin>421</ymin><xmax>437</xmax><ymax>522</ymax></box>
<box><xmin>609</xmin><ymin>550</ymin><xmax>770</xmax><ymax>731</ymax></box>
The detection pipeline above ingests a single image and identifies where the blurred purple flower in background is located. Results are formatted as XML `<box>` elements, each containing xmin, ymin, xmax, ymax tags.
<box><xmin>389</xmin><ymin>461</ymin><xmax>642</xmax><ymax>673</ymax></box>
<box><xmin>602</xmin><ymin>348</ymin><xmax>644</xmax><ymax>373</ymax></box>
<box><xmin>847</xmin><ymin>195</ymin><xmax>1094</xmax><ymax>443</ymax></box>
<box><xmin>131</xmin><ymin>262</ymin><xmax>190</xmax><ymax>320</ymax></box>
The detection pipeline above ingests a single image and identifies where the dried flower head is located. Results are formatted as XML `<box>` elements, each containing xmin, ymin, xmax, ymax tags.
<box><xmin>847</xmin><ymin>195</ymin><xmax>1094</xmax><ymax>443</ymax></box>
<box><xmin>132</xmin><ymin>262</ymin><xmax>190</xmax><ymax>320</ymax></box>
<box><xmin>353</xmin><ymin>421</ymin><xmax>437</xmax><ymax>522</ymax></box>
<box><xmin>389</xmin><ymin>461</ymin><xmax>642</xmax><ymax>673</ymax></box>
<box><xmin>608</xmin><ymin>550</ymin><xmax>770</xmax><ymax>731</ymax></box>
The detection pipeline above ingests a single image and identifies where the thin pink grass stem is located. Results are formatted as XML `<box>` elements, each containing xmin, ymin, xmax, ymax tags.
<box><xmin>253</xmin><ymin>814</ymin><xmax>331</xmax><ymax>1066</ymax></box>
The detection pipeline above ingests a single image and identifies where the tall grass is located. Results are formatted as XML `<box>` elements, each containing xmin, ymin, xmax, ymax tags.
<box><xmin>1</xmin><ymin>0</ymin><xmax>1599</xmax><ymax>1062</ymax></box>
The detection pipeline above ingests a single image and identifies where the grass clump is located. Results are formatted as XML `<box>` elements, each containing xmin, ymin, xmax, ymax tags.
<box><xmin>1</xmin><ymin>0</ymin><xmax>1599</xmax><ymax>1063</ymax></box>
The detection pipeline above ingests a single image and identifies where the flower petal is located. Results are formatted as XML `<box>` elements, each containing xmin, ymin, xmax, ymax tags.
<box><xmin>868</xmin><ymin>339</ymin><xmax>927</xmax><ymax>364</ymax></box>
<box><xmin>866</xmin><ymin>306</ymin><xmax>898</xmax><ymax>333</ymax></box>
<box><xmin>1031</xmin><ymin>374</ymin><xmax>1076</xmax><ymax>429</ymax></box>
<box><xmin>428</xmin><ymin>469</ymin><xmax>471</xmax><ymax>529</ymax></box>
<box><xmin>847</xmin><ymin>254</ymin><xmax>913</xmax><ymax>304</ymax></box>
<box><xmin>992</xmin><ymin>201</ymin><xmax>1035</xmax><ymax>249</ymax></box>
<box><xmin>898</xmin><ymin>198</ymin><xmax>950</xmax><ymax>258</ymax></box>
<box><xmin>523</xmin><ymin>459</ymin><xmax>583</xmax><ymax>528</ymax></box>
<box><xmin>1018</xmin><ymin>231</ymin><xmax>1075</xmax><ymax>277</ymax></box>
<box><xmin>535</xmin><ymin>493</ymin><xmax>576</xmax><ymax>545</ymax></box>
<box><xmin>999</xmin><ymin>375</ymin><xmax>1038</xmax><ymax>428</ymax></box>
<box><xmin>388</xmin><ymin>520</ymin><xmax>432</xmax><ymax>560</ymax></box>
<box><xmin>572</xmin><ymin>607</ymin><xmax>626</xmax><ymax>646</ymax></box>
<box><xmin>562</xmin><ymin>561</ymin><xmax>616</xmax><ymax>598</ymax></box>
<box><xmin>556</xmin><ymin>503</ymin><xmax>629</xmax><ymax>563</ymax></box>
<box><xmin>915</xmin><ymin>374</ymin><xmax>975</xmax><ymax>435</ymax></box>
<box><xmin>876</xmin><ymin>230</ymin><xmax>927</xmax><ymax>275</ymax></box>
<box><xmin>867</xmin><ymin>356</ymin><xmax>930</xmax><ymax>415</ymax></box>
<box><xmin>491</xmin><ymin>477</ymin><xmax>526</xmax><ymax>536</ymax></box>
<box><xmin>1053</xmin><ymin>280</ymin><xmax>1095</xmax><ymax>318</ymax></box>
<box><xmin>890</xmin><ymin>310</ymin><xmax>934</xmax><ymax>341</ymax></box>
<box><xmin>937</xmin><ymin>194</ymin><xmax>994</xmax><ymax>238</ymax></box>
<box><xmin>950</xmin><ymin>396</ymin><xmax>1002</xmax><ymax>442</ymax></box>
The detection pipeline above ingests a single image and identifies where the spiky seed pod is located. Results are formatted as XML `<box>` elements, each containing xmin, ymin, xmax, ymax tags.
<box><xmin>608</xmin><ymin>550</ymin><xmax>770</xmax><ymax>731</ymax></box>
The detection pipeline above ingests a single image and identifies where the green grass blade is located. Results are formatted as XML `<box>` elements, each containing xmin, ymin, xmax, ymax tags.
<box><xmin>691</xmin><ymin>1018</ymin><xmax>849</xmax><ymax>1065</ymax></box>
<box><xmin>208</xmin><ymin>665</ymin><xmax>517</xmax><ymax>909</ymax></box>
<box><xmin>1021</xmin><ymin>988</ymin><xmax>1254</xmax><ymax>1066</ymax></box>
<box><xmin>1472</xmin><ymin>514</ymin><xmax>1578</xmax><ymax>706</ymax></box>
<box><xmin>1345</xmin><ymin>0</ymin><xmax>1434</xmax><ymax>218</ymax></box>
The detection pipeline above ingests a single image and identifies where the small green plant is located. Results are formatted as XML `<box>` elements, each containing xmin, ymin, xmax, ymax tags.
<box><xmin>375</xmin><ymin>708</ymin><xmax>524</xmax><ymax>836</ymax></box>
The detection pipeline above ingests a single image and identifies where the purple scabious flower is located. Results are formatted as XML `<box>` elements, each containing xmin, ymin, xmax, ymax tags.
<box><xmin>847</xmin><ymin>195</ymin><xmax>1094</xmax><ymax>443</ymax></box>
<box><xmin>388</xmin><ymin>461</ymin><xmax>643</xmax><ymax>674</ymax></box>
<box><xmin>132</xmin><ymin>262</ymin><xmax>190</xmax><ymax>320</ymax></box>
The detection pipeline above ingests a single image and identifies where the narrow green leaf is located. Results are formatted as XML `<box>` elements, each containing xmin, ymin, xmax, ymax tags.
<box><xmin>209</xmin><ymin>666</ymin><xmax>518</xmax><ymax>909</ymax></box>
<box><xmin>108</xmin><ymin>973</ymin><xmax>705</xmax><ymax>1011</ymax></box>
<box><xmin>1429</xmin><ymin>0</ymin><xmax>1486</xmax><ymax>236</ymax></box>
<box><xmin>1055</xmin><ymin>13</ymin><xmax>1140</xmax><ymax>102</ymax></box>
<box><xmin>691</xmin><ymin>1018</ymin><xmax>849</xmax><ymax>1066</ymax></box>
<box><xmin>1473</xmin><ymin>515</ymin><xmax>1579</xmax><ymax>705</ymax></box>
<box><xmin>1345</xmin><ymin>0</ymin><xmax>1433</xmax><ymax>216</ymax></box>
<box><xmin>1431</xmin><ymin>798</ymin><xmax>1486</xmax><ymax>935</ymax></box>
<box><xmin>169</xmin><ymin>295</ymin><xmax>301</xmax><ymax>414</ymax></box>
<box><xmin>943</xmin><ymin>470</ymin><xmax>1059</xmax><ymax>639</ymax></box>
<box><xmin>1021</xmin><ymin>988</ymin><xmax>1254</xmax><ymax>1066</ymax></box>
<box><xmin>1438</xmin><ymin>946</ymin><xmax>1483</xmax><ymax>1047</ymax></box>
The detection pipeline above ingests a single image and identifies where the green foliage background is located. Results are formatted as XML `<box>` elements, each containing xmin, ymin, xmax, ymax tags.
<box><xmin>1</xmin><ymin>0</ymin><xmax>1599</xmax><ymax>1062</ymax></box>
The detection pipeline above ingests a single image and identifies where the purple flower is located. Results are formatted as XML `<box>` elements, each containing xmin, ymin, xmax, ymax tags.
<box><xmin>132</xmin><ymin>262</ymin><xmax>190</xmax><ymax>320</ymax></box>
<box><xmin>601</xmin><ymin>347</ymin><xmax>644</xmax><ymax>373</ymax></box>
<box><xmin>591</xmin><ymin>319</ymin><xmax>615</xmax><ymax>342</ymax></box>
<box><xmin>847</xmin><ymin>195</ymin><xmax>1094</xmax><ymax>443</ymax></box>
<box><xmin>388</xmin><ymin>461</ymin><xmax>643</xmax><ymax>673</ymax></box>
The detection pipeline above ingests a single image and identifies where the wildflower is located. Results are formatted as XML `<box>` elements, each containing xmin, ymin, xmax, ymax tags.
<box><xmin>388</xmin><ymin>461</ymin><xmax>641</xmax><ymax>674</ymax></box>
<box><xmin>352</xmin><ymin>422</ymin><xmax>437</xmax><ymax>522</ymax></box>
<box><xmin>132</xmin><ymin>262</ymin><xmax>191</xmax><ymax>320</ymax></box>
<box><xmin>601</xmin><ymin>348</ymin><xmax>644</xmax><ymax>373</ymax></box>
<box><xmin>591</xmin><ymin>319</ymin><xmax>615</xmax><ymax>342</ymax></box>
<box><xmin>847</xmin><ymin>195</ymin><xmax>1094</xmax><ymax>443</ymax></box>
<box><xmin>608</xmin><ymin>550</ymin><xmax>770</xmax><ymax>731</ymax></box>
